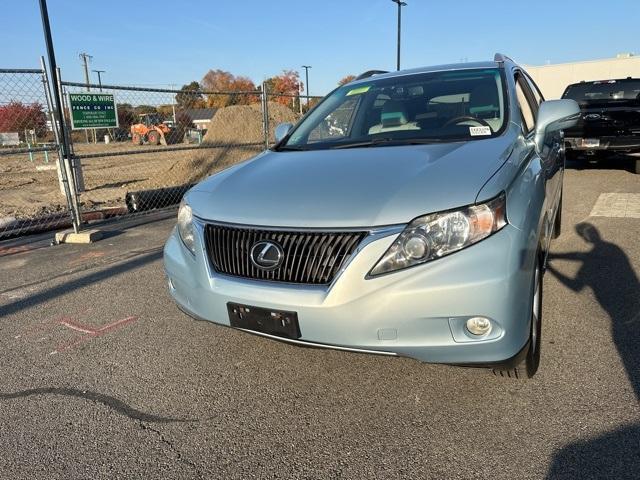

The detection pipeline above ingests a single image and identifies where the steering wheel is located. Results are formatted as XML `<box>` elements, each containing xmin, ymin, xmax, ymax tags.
<box><xmin>443</xmin><ymin>116</ymin><xmax>491</xmax><ymax>128</ymax></box>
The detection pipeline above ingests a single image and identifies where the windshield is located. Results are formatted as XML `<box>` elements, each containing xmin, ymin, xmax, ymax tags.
<box><xmin>279</xmin><ymin>68</ymin><xmax>507</xmax><ymax>150</ymax></box>
<box><xmin>562</xmin><ymin>79</ymin><xmax>640</xmax><ymax>104</ymax></box>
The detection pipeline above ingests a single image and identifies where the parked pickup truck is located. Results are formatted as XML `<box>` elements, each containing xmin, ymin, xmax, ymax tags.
<box><xmin>562</xmin><ymin>78</ymin><xmax>640</xmax><ymax>173</ymax></box>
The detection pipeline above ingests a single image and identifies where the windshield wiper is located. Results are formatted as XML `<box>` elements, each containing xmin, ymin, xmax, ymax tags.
<box><xmin>275</xmin><ymin>145</ymin><xmax>308</xmax><ymax>151</ymax></box>
<box><xmin>331</xmin><ymin>137</ymin><xmax>440</xmax><ymax>149</ymax></box>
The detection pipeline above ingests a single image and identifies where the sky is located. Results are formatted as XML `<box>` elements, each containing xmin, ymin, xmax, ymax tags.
<box><xmin>2</xmin><ymin>0</ymin><xmax>639</xmax><ymax>95</ymax></box>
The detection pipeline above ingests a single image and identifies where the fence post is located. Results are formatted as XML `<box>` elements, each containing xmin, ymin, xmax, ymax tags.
<box><xmin>261</xmin><ymin>81</ymin><xmax>270</xmax><ymax>149</ymax></box>
<box><xmin>40</xmin><ymin>56</ymin><xmax>67</xmax><ymax>195</ymax></box>
<box><xmin>41</xmin><ymin>59</ymin><xmax>81</xmax><ymax>232</ymax></box>
<box><xmin>55</xmin><ymin>67</ymin><xmax>83</xmax><ymax>231</ymax></box>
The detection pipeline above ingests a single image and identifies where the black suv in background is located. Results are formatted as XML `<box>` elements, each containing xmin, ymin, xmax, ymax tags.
<box><xmin>562</xmin><ymin>78</ymin><xmax>640</xmax><ymax>173</ymax></box>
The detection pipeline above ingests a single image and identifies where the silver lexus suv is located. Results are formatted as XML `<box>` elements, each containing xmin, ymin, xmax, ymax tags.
<box><xmin>164</xmin><ymin>54</ymin><xmax>579</xmax><ymax>378</ymax></box>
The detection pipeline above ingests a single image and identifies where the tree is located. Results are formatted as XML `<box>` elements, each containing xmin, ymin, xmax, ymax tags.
<box><xmin>133</xmin><ymin>105</ymin><xmax>158</xmax><ymax>115</ymax></box>
<box><xmin>201</xmin><ymin>69</ymin><xmax>258</xmax><ymax>108</ymax></box>
<box><xmin>116</xmin><ymin>104</ymin><xmax>136</xmax><ymax>138</ymax></box>
<box><xmin>117</xmin><ymin>107</ymin><xmax>136</xmax><ymax>129</ymax></box>
<box><xmin>157</xmin><ymin>105</ymin><xmax>174</xmax><ymax>118</ymax></box>
<box><xmin>175</xmin><ymin>81</ymin><xmax>205</xmax><ymax>109</ymax></box>
<box><xmin>0</xmin><ymin>101</ymin><xmax>47</xmax><ymax>139</ymax></box>
<box><xmin>264</xmin><ymin>70</ymin><xmax>303</xmax><ymax>109</ymax></box>
<box><xmin>338</xmin><ymin>75</ymin><xmax>356</xmax><ymax>86</ymax></box>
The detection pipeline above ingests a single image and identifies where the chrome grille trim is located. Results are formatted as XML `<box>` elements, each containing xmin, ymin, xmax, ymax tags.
<box><xmin>203</xmin><ymin>224</ymin><xmax>369</xmax><ymax>285</ymax></box>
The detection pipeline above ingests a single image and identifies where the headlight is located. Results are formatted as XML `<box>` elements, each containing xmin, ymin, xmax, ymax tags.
<box><xmin>369</xmin><ymin>194</ymin><xmax>507</xmax><ymax>276</ymax></box>
<box><xmin>177</xmin><ymin>199</ymin><xmax>195</xmax><ymax>254</ymax></box>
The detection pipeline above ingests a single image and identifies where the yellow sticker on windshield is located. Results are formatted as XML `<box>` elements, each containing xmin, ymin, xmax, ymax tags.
<box><xmin>346</xmin><ymin>85</ymin><xmax>371</xmax><ymax>96</ymax></box>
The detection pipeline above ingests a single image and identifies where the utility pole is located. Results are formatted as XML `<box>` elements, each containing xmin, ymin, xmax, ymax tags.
<box><xmin>79</xmin><ymin>52</ymin><xmax>93</xmax><ymax>91</ymax></box>
<box><xmin>301</xmin><ymin>65</ymin><xmax>311</xmax><ymax>107</ymax></box>
<box><xmin>391</xmin><ymin>0</ymin><xmax>407</xmax><ymax>71</ymax></box>
<box><xmin>79</xmin><ymin>52</ymin><xmax>93</xmax><ymax>143</ymax></box>
<box><xmin>92</xmin><ymin>69</ymin><xmax>105</xmax><ymax>91</ymax></box>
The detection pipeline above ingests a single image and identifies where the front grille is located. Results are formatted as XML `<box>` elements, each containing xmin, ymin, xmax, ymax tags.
<box><xmin>204</xmin><ymin>224</ymin><xmax>368</xmax><ymax>285</ymax></box>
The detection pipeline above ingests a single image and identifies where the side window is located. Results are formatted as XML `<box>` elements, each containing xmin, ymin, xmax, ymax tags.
<box><xmin>515</xmin><ymin>75</ymin><xmax>536</xmax><ymax>135</ymax></box>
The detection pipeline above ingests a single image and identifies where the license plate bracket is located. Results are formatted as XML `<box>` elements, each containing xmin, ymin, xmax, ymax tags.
<box><xmin>227</xmin><ymin>303</ymin><xmax>301</xmax><ymax>339</ymax></box>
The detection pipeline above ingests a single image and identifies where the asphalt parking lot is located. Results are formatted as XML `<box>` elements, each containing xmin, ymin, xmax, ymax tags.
<box><xmin>1</xmin><ymin>157</ymin><xmax>639</xmax><ymax>480</ymax></box>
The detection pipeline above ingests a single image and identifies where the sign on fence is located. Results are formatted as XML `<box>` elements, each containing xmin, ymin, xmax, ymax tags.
<box><xmin>0</xmin><ymin>132</ymin><xmax>20</xmax><ymax>146</ymax></box>
<box><xmin>68</xmin><ymin>93</ymin><xmax>118</xmax><ymax>129</ymax></box>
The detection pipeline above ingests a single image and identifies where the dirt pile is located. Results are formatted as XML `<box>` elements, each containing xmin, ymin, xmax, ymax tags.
<box><xmin>143</xmin><ymin>102</ymin><xmax>299</xmax><ymax>188</ymax></box>
<box><xmin>203</xmin><ymin>102</ymin><xmax>299</xmax><ymax>144</ymax></box>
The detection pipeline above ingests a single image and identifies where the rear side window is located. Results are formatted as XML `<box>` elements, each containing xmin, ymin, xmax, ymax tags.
<box><xmin>515</xmin><ymin>75</ymin><xmax>536</xmax><ymax>134</ymax></box>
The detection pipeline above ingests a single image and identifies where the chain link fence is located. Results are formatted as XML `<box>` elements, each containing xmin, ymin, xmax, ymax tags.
<box><xmin>0</xmin><ymin>64</ymin><xmax>324</xmax><ymax>239</ymax></box>
<box><xmin>0</xmin><ymin>65</ymin><xmax>73</xmax><ymax>238</ymax></box>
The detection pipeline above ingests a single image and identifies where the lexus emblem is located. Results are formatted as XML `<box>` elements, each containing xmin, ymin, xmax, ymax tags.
<box><xmin>250</xmin><ymin>240</ymin><xmax>284</xmax><ymax>270</ymax></box>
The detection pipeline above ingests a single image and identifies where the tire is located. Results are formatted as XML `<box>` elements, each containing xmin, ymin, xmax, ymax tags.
<box><xmin>552</xmin><ymin>193</ymin><xmax>562</xmax><ymax>239</ymax></box>
<box><xmin>634</xmin><ymin>158</ymin><xmax>640</xmax><ymax>174</ymax></box>
<box><xmin>493</xmin><ymin>257</ymin><xmax>543</xmax><ymax>379</ymax></box>
<box><xmin>132</xmin><ymin>133</ymin><xmax>143</xmax><ymax>145</ymax></box>
<box><xmin>147</xmin><ymin>130</ymin><xmax>161</xmax><ymax>146</ymax></box>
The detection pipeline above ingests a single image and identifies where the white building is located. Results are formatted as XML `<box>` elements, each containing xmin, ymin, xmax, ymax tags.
<box><xmin>524</xmin><ymin>53</ymin><xmax>640</xmax><ymax>99</ymax></box>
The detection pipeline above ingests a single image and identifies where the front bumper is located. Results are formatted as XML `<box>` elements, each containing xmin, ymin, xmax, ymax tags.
<box><xmin>565</xmin><ymin>136</ymin><xmax>640</xmax><ymax>152</ymax></box>
<box><xmin>163</xmin><ymin>222</ymin><xmax>536</xmax><ymax>365</ymax></box>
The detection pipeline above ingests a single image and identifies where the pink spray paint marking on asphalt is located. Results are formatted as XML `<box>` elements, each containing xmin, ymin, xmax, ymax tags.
<box><xmin>51</xmin><ymin>316</ymin><xmax>139</xmax><ymax>354</ymax></box>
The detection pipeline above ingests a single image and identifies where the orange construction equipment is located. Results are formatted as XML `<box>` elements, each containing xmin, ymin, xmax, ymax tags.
<box><xmin>130</xmin><ymin>113</ymin><xmax>181</xmax><ymax>146</ymax></box>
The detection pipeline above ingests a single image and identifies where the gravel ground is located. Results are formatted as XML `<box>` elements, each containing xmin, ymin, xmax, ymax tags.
<box><xmin>0</xmin><ymin>158</ymin><xmax>638</xmax><ymax>479</ymax></box>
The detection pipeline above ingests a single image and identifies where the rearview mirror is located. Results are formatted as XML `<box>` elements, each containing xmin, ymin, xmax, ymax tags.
<box><xmin>534</xmin><ymin>99</ymin><xmax>580</xmax><ymax>152</ymax></box>
<box><xmin>274</xmin><ymin>123</ymin><xmax>294</xmax><ymax>143</ymax></box>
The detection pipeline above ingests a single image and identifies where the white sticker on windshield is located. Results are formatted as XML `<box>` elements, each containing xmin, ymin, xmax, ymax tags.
<box><xmin>469</xmin><ymin>126</ymin><xmax>492</xmax><ymax>136</ymax></box>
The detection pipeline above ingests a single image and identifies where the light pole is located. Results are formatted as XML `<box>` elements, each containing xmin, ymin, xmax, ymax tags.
<box><xmin>301</xmin><ymin>65</ymin><xmax>311</xmax><ymax>107</ymax></box>
<box><xmin>391</xmin><ymin>0</ymin><xmax>406</xmax><ymax>71</ymax></box>
<box><xmin>92</xmin><ymin>69</ymin><xmax>105</xmax><ymax>91</ymax></box>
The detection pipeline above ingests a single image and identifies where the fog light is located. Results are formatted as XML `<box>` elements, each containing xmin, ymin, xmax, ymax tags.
<box><xmin>466</xmin><ymin>317</ymin><xmax>492</xmax><ymax>336</ymax></box>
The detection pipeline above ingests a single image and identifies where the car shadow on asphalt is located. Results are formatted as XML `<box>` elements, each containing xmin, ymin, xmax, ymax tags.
<box><xmin>545</xmin><ymin>222</ymin><xmax>640</xmax><ymax>479</ymax></box>
<box><xmin>0</xmin><ymin>248</ymin><xmax>163</xmax><ymax>318</ymax></box>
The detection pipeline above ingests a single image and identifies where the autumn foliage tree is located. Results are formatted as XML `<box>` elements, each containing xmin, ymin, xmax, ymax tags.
<box><xmin>201</xmin><ymin>69</ymin><xmax>258</xmax><ymax>108</ymax></box>
<box><xmin>0</xmin><ymin>101</ymin><xmax>47</xmax><ymax>139</ymax></box>
<box><xmin>175</xmin><ymin>81</ymin><xmax>206</xmax><ymax>109</ymax></box>
<box><xmin>265</xmin><ymin>70</ymin><xmax>303</xmax><ymax>108</ymax></box>
<box><xmin>338</xmin><ymin>75</ymin><xmax>356</xmax><ymax>86</ymax></box>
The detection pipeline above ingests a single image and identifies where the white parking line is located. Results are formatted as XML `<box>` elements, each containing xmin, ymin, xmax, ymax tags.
<box><xmin>590</xmin><ymin>193</ymin><xmax>640</xmax><ymax>218</ymax></box>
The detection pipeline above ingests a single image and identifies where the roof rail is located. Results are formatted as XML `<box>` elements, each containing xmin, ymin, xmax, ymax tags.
<box><xmin>355</xmin><ymin>70</ymin><xmax>389</xmax><ymax>81</ymax></box>
<box><xmin>494</xmin><ymin>53</ymin><xmax>514</xmax><ymax>63</ymax></box>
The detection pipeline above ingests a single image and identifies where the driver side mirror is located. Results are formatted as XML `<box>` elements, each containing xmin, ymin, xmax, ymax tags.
<box><xmin>274</xmin><ymin>122</ymin><xmax>294</xmax><ymax>143</ymax></box>
<box><xmin>534</xmin><ymin>99</ymin><xmax>580</xmax><ymax>152</ymax></box>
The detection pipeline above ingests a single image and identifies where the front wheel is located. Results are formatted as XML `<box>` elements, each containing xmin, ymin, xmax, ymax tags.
<box><xmin>147</xmin><ymin>130</ymin><xmax>161</xmax><ymax>145</ymax></box>
<box><xmin>634</xmin><ymin>157</ymin><xmax>640</xmax><ymax>174</ymax></box>
<box><xmin>493</xmin><ymin>258</ymin><xmax>543</xmax><ymax>379</ymax></box>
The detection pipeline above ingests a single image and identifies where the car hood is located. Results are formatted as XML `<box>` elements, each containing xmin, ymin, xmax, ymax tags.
<box><xmin>188</xmin><ymin>135</ymin><xmax>515</xmax><ymax>228</ymax></box>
